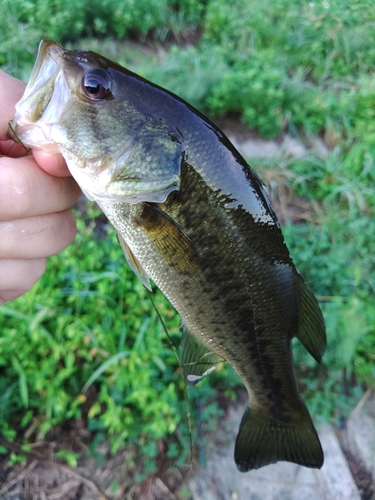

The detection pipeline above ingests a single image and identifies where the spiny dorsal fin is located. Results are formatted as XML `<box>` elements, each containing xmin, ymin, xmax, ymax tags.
<box><xmin>180</xmin><ymin>325</ymin><xmax>225</xmax><ymax>387</ymax></box>
<box><xmin>295</xmin><ymin>271</ymin><xmax>326</xmax><ymax>363</ymax></box>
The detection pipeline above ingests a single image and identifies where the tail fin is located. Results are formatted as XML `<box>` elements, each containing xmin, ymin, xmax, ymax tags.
<box><xmin>234</xmin><ymin>405</ymin><xmax>323</xmax><ymax>471</ymax></box>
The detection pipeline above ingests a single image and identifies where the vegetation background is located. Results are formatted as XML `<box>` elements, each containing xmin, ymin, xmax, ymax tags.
<box><xmin>1</xmin><ymin>0</ymin><xmax>375</xmax><ymax>493</ymax></box>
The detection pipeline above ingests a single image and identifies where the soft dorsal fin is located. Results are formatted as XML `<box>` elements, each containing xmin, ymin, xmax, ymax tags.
<box><xmin>117</xmin><ymin>232</ymin><xmax>152</xmax><ymax>290</ymax></box>
<box><xmin>295</xmin><ymin>272</ymin><xmax>326</xmax><ymax>363</ymax></box>
<box><xmin>180</xmin><ymin>325</ymin><xmax>225</xmax><ymax>386</ymax></box>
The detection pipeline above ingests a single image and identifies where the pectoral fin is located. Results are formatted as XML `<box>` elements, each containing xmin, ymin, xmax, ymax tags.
<box><xmin>136</xmin><ymin>203</ymin><xmax>200</xmax><ymax>275</ymax></box>
<box><xmin>180</xmin><ymin>325</ymin><xmax>224</xmax><ymax>386</ymax></box>
<box><xmin>117</xmin><ymin>233</ymin><xmax>152</xmax><ymax>290</ymax></box>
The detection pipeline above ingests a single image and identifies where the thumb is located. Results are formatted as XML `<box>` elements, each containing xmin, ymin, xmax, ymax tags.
<box><xmin>32</xmin><ymin>149</ymin><xmax>72</xmax><ymax>178</ymax></box>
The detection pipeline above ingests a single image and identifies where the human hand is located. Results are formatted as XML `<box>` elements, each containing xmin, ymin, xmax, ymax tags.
<box><xmin>0</xmin><ymin>70</ymin><xmax>82</xmax><ymax>305</ymax></box>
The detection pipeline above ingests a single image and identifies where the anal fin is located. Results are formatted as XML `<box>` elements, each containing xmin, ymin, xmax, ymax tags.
<box><xmin>180</xmin><ymin>325</ymin><xmax>224</xmax><ymax>387</ymax></box>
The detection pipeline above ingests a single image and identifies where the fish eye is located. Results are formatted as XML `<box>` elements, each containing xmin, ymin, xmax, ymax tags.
<box><xmin>81</xmin><ymin>69</ymin><xmax>112</xmax><ymax>100</ymax></box>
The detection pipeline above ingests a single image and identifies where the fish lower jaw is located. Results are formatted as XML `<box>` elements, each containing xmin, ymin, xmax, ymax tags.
<box><xmin>11</xmin><ymin>121</ymin><xmax>60</xmax><ymax>154</ymax></box>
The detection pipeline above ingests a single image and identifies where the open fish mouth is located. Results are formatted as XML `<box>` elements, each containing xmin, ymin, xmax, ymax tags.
<box><xmin>28</xmin><ymin>40</ymin><xmax>63</xmax><ymax>91</ymax></box>
<box><xmin>16</xmin><ymin>40</ymin><xmax>63</xmax><ymax>124</ymax></box>
<box><xmin>8</xmin><ymin>41</ymin><xmax>70</xmax><ymax>153</ymax></box>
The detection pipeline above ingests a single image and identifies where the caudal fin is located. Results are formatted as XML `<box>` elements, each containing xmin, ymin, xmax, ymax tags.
<box><xmin>234</xmin><ymin>405</ymin><xmax>323</xmax><ymax>471</ymax></box>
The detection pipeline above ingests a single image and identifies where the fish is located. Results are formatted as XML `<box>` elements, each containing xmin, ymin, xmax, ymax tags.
<box><xmin>9</xmin><ymin>40</ymin><xmax>326</xmax><ymax>471</ymax></box>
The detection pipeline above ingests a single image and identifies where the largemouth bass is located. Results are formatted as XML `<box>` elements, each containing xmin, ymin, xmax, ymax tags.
<box><xmin>10</xmin><ymin>40</ymin><xmax>326</xmax><ymax>471</ymax></box>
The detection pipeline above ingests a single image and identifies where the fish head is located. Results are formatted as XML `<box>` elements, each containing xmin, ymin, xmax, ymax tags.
<box><xmin>10</xmin><ymin>40</ymin><xmax>183</xmax><ymax>204</ymax></box>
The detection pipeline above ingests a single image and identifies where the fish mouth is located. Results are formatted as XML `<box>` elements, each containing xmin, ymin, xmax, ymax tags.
<box><xmin>10</xmin><ymin>40</ymin><xmax>64</xmax><ymax>128</ymax></box>
<box><xmin>21</xmin><ymin>40</ymin><xmax>64</xmax><ymax>122</ymax></box>
<box><xmin>28</xmin><ymin>40</ymin><xmax>63</xmax><ymax>90</ymax></box>
<box><xmin>9</xmin><ymin>40</ymin><xmax>71</xmax><ymax>152</ymax></box>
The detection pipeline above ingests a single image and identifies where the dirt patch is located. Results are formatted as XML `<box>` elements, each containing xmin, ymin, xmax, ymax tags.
<box><xmin>0</xmin><ymin>434</ymin><xmax>193</xmax><ymax>500</ymax></box>
<box><xmin>335</xmin><ymin>431</ymin><xmax>375</xmax><ymax>500</ymax></box>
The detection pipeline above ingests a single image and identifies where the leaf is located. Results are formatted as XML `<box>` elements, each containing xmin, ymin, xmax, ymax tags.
<box><xmin>82</xmin><ymin>351</ymin><xmax>131</xmax><ymax>393</ymax></box>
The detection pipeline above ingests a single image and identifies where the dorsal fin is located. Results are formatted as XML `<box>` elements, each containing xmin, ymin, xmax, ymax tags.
<box><xmin>295</xmin><ymin>272</ymin><xmax>326</xmax><ymax>362</ymax></box>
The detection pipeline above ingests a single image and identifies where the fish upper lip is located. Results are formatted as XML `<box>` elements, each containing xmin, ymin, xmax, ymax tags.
<box><xmin>10</xmin><ymin>40</ymin><xmax>69</xmax><ymax>151</ymax></box>
<box><xmin>29</xmin><ymin>40</ymin><xmax>62</xmax><ymax>88</ymax></box>
<box><xmin>49</xmin><ymin>43</ymin><xmax>64</xmax><ymax>65</ymax></box>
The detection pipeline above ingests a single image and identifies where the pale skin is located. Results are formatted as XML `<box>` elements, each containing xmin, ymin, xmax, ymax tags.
<box><xmin>0</xmin><ymin>70</ymin><xmax>82</xmax><ymax>305</ymax></box>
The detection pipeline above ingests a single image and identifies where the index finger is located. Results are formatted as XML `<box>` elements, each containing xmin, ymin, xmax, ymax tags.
<box><xmin>0</xmin><ymin>71</ymin><xmax>25</xmax><ymax>141</ymax></box>
<box><xmin>0</xmin><ymin>70</ymin><xmax>72</xmax><ymax>177</ymax></box>
<box><xmin>0</xmin><ymin>71</ymin><xmax>28</xmax><ymax>157</ymax></box>
<box><xmin>0</xmin><ymin>156</ymin><xmax>81</xmax><ymax>221</ymax></box>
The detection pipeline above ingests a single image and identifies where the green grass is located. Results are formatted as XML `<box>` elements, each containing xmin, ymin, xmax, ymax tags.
<box><xmin>1</xmin><ymin>0</ymin><xmax>375</xmax><ymax>469</ymax></box>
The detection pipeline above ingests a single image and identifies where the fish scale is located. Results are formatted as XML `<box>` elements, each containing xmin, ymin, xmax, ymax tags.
<box><xmin>10</xmin><ymin>39</ymin><xmax>326</xmax><ymax>471</ymax></box>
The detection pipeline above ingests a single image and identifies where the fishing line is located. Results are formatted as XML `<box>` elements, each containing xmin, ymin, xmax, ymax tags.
<box><xmin>145</xmin><ymin>286</ymin><xmax>194</xmax><ymax>462</ymax></box>
<box><xmin>7</xmin><ymin>122</ymin><xmax>31</xmax><ymax>156</ymax></box>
